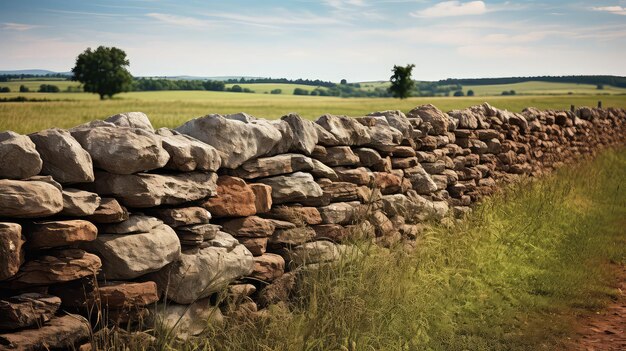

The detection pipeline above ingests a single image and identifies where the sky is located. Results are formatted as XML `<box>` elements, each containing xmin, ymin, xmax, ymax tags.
<box><xmin>1</xmin><ymin>0</ymin><xmax>625</xmax><ymax>82</ymax></box>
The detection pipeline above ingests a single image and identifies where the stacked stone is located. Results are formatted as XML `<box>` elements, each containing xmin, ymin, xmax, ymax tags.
<box><xmin>0</xmin><ymin>128</ymin><xmax>102</xmax><ymax>349</ymax></box>
<box><xmin>1</xmin><ymin>106</ymin><xmax>625</xmax><ymax>347</ymax></box>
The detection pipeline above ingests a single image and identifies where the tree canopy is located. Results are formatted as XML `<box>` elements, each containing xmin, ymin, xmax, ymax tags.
<box><xmin>72</xmin><ymin>46</ymin><xmax>133</xmax><ymax>100</ymax></box>
<box><xmin>389</xmin><ymin>64</ymin><xmax>415</xmax><ymax>99</ymax></box>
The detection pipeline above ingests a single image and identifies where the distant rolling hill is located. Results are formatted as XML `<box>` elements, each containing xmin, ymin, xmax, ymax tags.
<box><xmin>0</xmin><ymin>69</ymin><xmax>71</xmax><ymax>76</ymax></box>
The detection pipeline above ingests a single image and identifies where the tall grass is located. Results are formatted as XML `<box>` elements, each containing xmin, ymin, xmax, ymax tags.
<box><xmin>195</xmin><ymin>149</ymin><xmax>626</xmax><ymax>351</ymax></box>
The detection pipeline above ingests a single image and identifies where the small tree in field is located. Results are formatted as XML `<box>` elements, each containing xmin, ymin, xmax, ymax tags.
<box><xmin>72</xmin><ymin>46</ymin><xmax>133</xmax><ymax>100</ymax></box>
<box><xmin>389</xmin><ymin>64</ymin><xmax>415</xmax><ymax>99</ymax></box>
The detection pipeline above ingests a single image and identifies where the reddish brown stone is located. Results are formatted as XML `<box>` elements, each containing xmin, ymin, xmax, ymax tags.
<box><xmin>313</xmin><ymin>224</ymin><xmax>350</xmax><ymax>242</ymax></box>
<box><xmin>0</xmin><ymin>314</ymin><xmax>89</xmax><ymax>351</ymax></box>
<box><xmin>372</xmin><ymin>172</ymin><xmax>402</xmax><ymax>194</ymax></box>
<box><xmin>8</xmin><ymin>249</ymin><xmax>102</xmax><ymax>288</ymax></box>
<box><xmin>238</xmin><ymin>237</ymin><xmax>268</xmax><ymax>256</ymax></box>
<box><xmin>87</xmin><ymin>198</ymin><xmax>129</xmax><ymax>224</ymax></box>
<box><xmin>26</xmin><ymin>220</ymin><xmax>97</xmax><ymax>250</ymax></box>
<box><xmin>221</xmin><ymin>216</ymin><xmax>275</xmax><ymax>238</ymax></box>
<box><xmin>0</xmin><ymin>293</ymin><xmax>60</xmax><ymax>330</ymax></box>
<box><xmin>265</xmin><ymin>206</ymin><xmax>322</xmax><ymax>226</ymax></box>
<box><xmin>0</xmin><ymin>223</ymin><xmax>24</xmax><ymax>281</ymax></box>
<box><xmin>249</xmin><ymin>254</ymin><xmax>284</xmax><ymax>282</ymax></box>
<box><xmin>250</xmin><ymin>183</ymin><xmax>272</xmax><ymax>214</ymax></box>
<box><xmin>201</xmin><ymin>176</ymin><xmax>256</xmax><ymax>217</ymax></box>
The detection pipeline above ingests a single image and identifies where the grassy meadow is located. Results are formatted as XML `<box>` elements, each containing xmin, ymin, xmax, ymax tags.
<box><xmin>224</xmin><ymin>83</ymin><xmax>327</xmax><ymax>94</ymax></box>
<box><xmin>464</xmin><ymin>81</ymin><xmax>626</xmax><ymax>96</ymax></box>
<box><xmin>1</xmin><ymin>89</ymin><xmax>625</xmax><ymax>134</ymax></box>
<box><xmin>179</xmin><ymin>148</ymin><xmax>624</xmax><ymax>351</ymax></box>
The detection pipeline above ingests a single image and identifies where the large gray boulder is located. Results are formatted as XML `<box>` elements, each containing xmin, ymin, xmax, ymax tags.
<box><xmin>267</xmin><ymin>119</ymin><xmax>295</xmax><ymax>156</ymax></box>
<box><xmin>256</xmin><ymin>172</ymin><xmax>323</xmax><ymax>205</ymax></box>
<box><xmin>404</xmin><ymin>166</ymin><xmax>438</xmax><ymax>195</ymax></box>
<box><xmin>70</xmin><ymin>127</ymin><xmax>169</xmax><ymax>174</ymax></box>
<box><xmin>175</xmin><ymin>114</ymin><xmax>282</xmax><ymax>168</ymax></box>
<box><xmin>29</xmin><ymin>128</ymin><xmax>94</xmax><ymax>183</ymax></box>
<box><xmin>91</xmin><ymin>171</ymin><xmax>217</xmax><ymax>208</ymax></box>
<box><xmin>104</xmin><ymin>112</ymin><xmax>154</xmax><ymax>131</ymax></box>
<box><xmin>82</xmin><ymin>223</ymin><xmax>181</xmax><ymax>280</ymax></box>
<box><xmin>281</xmin><ymin>113</ymin><xmax>318</xmax><ymax>155</ymax></box>
<box><xmin>0</xmin><ymin>131</ymin><xmax>42</xmax><ymax>180</ymax></box>
<box><xmin>60</xmin><ymin>189</ymin><xmax>101</xmax><ymax>216</ymax></box>
<box><xmin>155</xmin><ymin>128</ymin><xmax>221</xmax><ymax>172</ymax></box>
<box><xmin>232</xmin><ymin>154</ymin><xmax>324</xmax><ymax>179</ymax></box>
<box><xmin>150</xmin><ymin>239</ymin><xmax>254</xmax><ymax>304</ymax></box>
<box><xmin>315</xmin><ymin>114</ymin><xmax>371</xmax><ymax>146</ymax></box>
<box><xmin>357</xmin><ymin>116</ymin><xmax>403</xmax><ymax>149</ymax></box>
<box><xmin>0</xmin><ymin>179</ymin><xmax>63</xmax><ymax>218</ymax></box>
<box><xmin>367</xmin><ymin>110</ymin><xmax>413</xmax><ymax>140</ymax></box>
<box><xmin>407</xmin><ymin>104</ymin><xmax>450</xmax><ymax>135</ymax></box>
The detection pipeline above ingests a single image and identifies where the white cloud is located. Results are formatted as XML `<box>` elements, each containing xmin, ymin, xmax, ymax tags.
<box><xmin>411</xmin><ymin>1</ymin><xmax>486</xmax><ymax>18</ymax></box>
<box><xmin>591</xmin><ymin>6</ymin><xmax>626</xmax><ymax>15</ymax></box>
<box><xmin>145</xmin><ymin>13</ymin><xmax>212</xmax><ymax>28</ymax></box>
<box><xmin>204</xmin><ymin>11</ymin><xmax>343</xmax><ymax>27</ymax></box>
<box><xmin>2</xmin><ymin>22</ymin><xmax>40</xmax><ymax>31</ymax></box>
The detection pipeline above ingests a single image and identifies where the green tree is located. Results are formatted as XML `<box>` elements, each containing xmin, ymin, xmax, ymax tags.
<box><xmin>453</xmin><ymin>90</ymin><xmax>464</xmax><ymax>97</ymax></box>
<box><xmin>72</xmin><ymin>46</ymin><xmax>133</xmax><ymax>100</ymax></box>
<box><xmin>293</xmin><ymin>88</ymin><xmax>309</xmax><ymax>95</ymax></box>
<box><xmin>19</xmin><ymin>85</ymin><xmax>29</xmax><ymax>93</ymax></box>
<box><xmin>230</xmin><ymin>85</ymin><xmax>243</xmax><ymax>92</ymax></box>
<box><xmin>389</xmin><ymin>64</ymin><xmax>415</xmax><ymax>99</ymax></box>
<box><xmin>340</xmin><ymin>79</ymin><xmax>347</xmax><ymax>85</ymax></box>
<box><xmin>467</xmin><ymin>89</ymin><xmax>475</xmax><ymax>96</ymax></box>
<box><xmin>270</xmin><ymin>89</ymin><xmax>282</xmax><ymax>94</ymax></box>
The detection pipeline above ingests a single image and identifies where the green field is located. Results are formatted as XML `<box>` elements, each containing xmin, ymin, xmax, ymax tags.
<box><xmin>1</xmin><ymin>90</ymin><xmax>625</xmax><ymax>134</ymax></box>
<box><xmin>0</xmin><ymin>79</ymin><xmax>80</xmax><ymax>92</ymax></box>
<box><xmin>464</xmin><ymin>81</ymin><xmax>626</xmax><ymax>96</ymax></box>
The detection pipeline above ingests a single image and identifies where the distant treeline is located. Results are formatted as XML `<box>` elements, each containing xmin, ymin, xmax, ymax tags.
<box><xmin>225</xmin><ymin>77</ymin><xmax>337</xmax><ymax>88</ymax></box>
<box><xmin>0</xmin><ymin>74</ymin><xmax>70</xmax><ymax>82</ymax></box>
<box><xmin>438</xmin><ymin>75</ymin><xmax>626</xmax><ymax>88</ymax></box>
<box><xmin>131</xmin><ymin>78</ymin><xmax>225</xmax><ymax>91</ymax></box>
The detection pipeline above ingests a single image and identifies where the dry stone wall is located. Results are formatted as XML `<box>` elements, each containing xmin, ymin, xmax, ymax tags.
<box><xmin>0</xmin><ymin>104</ymin><xmax>625</xmax><ymax>348</ymax></box>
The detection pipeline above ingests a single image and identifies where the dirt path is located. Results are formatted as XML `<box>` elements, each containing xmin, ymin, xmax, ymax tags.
<box><xmin>567</xmin><ymin>264</ymin><xmax>625</xmax><ymax>351</ymax></box>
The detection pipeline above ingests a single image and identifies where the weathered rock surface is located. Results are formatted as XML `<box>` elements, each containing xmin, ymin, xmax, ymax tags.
<box><xmin>0</xmin><ymin>293</ymin><xmax>60</xmax><ymax>330</ymax></box>
<box><xmin>264</xmin><ymin>206</ymin><xmax>323</xmax><ymax>226</ymax></box>
<box><xmin>82</xmin><ymin>223</ymin><xmax>180</xmax><ymax>280</ymax></box>
<box><xmin>250</xmin><ymin>254</ymin><xmax>285</xmax><ymax>282</ymax></box>
<box><xmin>257</xmin><ymin>172</ymin><xmax>323</xmax><ymax>204</ymax></box>
<box><xmin>238</xmin><ymin>237</ymin><xmax>267</xmax><ymax>256</ymax></box>
<box><xmin>61</xmin><ymin>189</ymin><xmax>101</xmax><ymax>216</ymax></box>
<box><xmin>201</xmin><ymin>176</ymin><xmax>256</xmax><ymax>217</ymax></box>
<box><xmin>313</xmin><ymin>146</ymin><xmax>359</xmax><ymax>166</ymax></box>
<box><xmin>98</xmin><ymin>281</ymin><xmax>159</xmax><ymax>308</ymax></box>
<box><xmin>86</xmin><ymin>198</ymin><xmax>128</xmax><ymax>224</ymax></box>
<box><xmin>281</xmin><ymin>113</ymin><xmax>318</xmax><ymax>155</ymax></box>
<box><xmin>258</xmin><ymin>271</ymin><xmax>296</xmax><ymax>307</ymax></box>
<box><xmin>150</xmin><ymin>243</ymin><xmax>254</xmax><ymax>304</ymax></box>
<box><xmin>92</xmin><ymin>171</ymin><xmax>217</xmax><ymax>208</ymax></box>
<box><xmin>286</xmin><ymin>241</ymin><xmax>340</xmax><ymax>267</ymax></box>
<box><xmin>232</xmin><ymin>153</ymin><xmax>314</xmax><ymax>179</ymax></box>
<box><xmin>0</xmin><ymin>131</ymin><xmax>42</xmax><ymax>180</ymax></box>
<box><xmin>407</xmin><ymin>104</ymin><xmax>450</xmax><ymax>135</ymax></box>
<box><xmin>0</xmin><ymin>223</ymin><xmax>24</xmax><ymax>281</ymax></box>
<box><xmin>269</xmin><ymin>226</ymin><xmax>316</xmax><ymax>246</ymax></box>
<box><xmin>155</xmin><ymin>128</ymin><xmax>221</xmax><ymax>172</ymax></box>
<box><xmin>144</xmin><ymin>206</ymin><xmax>211</xmax><ymax>227</ymax></box>
<box><xmin>152</xmin><ymin>299</ymin><xmax>223</xmax><ymax>339</ymax></box>
<box><xmin>26</xmin><ymin>220</ymin><xmax>98</xmax><ymax>250</ymax></box>
<box><xmin>0</xmin><ymin>179</ymin><xmax>63</xmax><ymax>218</ymax></box>
<box><xmin>70</xmin><ymin>126</ymin><xmax>169</xmax><ymax>174</ymax></box>
<box><xmin>29</xmin><ymin>128</ymin><xmax>94</xmax><ymax>183</ymax></box>
<box><xmin>317</xmin><ymin>202</ymin><xmax>358</xmax><ymax>225</ymax></box>
<box><xmin>0</xmin><ymin>314</ymin><xmax>89</xmax><ymax>351</ymax></box>
<box><xmin>175</xmin><ymin>114</ymin><xmax>282</xmax><ymax>168</ymax></box>
<box><xmin>221</xmin><ymin>216</ymin><xmax>276</xmax><ymax>238</ymax></box>
<box><xmin>8</xmin><ymin>249</ymin><xmax>101</xmax><ymax>288</ymax></box>
<box><xmin>100</xmin><ymin>215</ymin><xmax>162</xmax><ymax>234</ymax></box>
<box><xmin>104</xmin><ymin>112</ymin><xmax>154</xmax><ymax>131</ymax></box>
<box><xmin>315</xmin><ymin>114</ymin><xmax>371</xmax><ymax>146</ymax></box>
<box><xmin>250</xmin><ymin>183</ymin><xmax>272</xmax><ymax>213</ymax></box>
